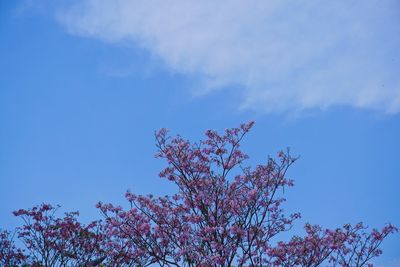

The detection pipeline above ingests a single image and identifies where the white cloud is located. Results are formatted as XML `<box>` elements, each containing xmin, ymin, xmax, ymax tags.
<box><xmin>57</xmin><ymin>0</ymin><xmax>400</xmax><ymax>113</ymax></box>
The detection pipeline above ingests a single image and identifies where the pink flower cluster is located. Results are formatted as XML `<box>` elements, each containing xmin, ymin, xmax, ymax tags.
<box><xmin>0</xmin><ymin>230</ymin><xmax>26</xmax><ymax>266</ymax></box>
<box><xmin>0</xmin><ymin>122</ymin><xmax>397</xmax><ymax>266</ymax></box>
<box><xmin>268</xmin><ymin>223</ymin><xmax>397</xmax><ymax>267</ymax></box>
<box><xmin>10</xmin><ymin>204</ymin><xmax>105</xmax><ymax>266</ymax></box>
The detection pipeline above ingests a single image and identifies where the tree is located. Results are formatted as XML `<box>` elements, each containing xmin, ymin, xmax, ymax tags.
<box><xmin>1</xmin><ymin>122</ymin><xmax>397</xmax><ymax>266</ymax></box>
<box><xmin>11</xmin><ymin>204</ymin><xmax>105</xmax><ymax>266</ymax></box>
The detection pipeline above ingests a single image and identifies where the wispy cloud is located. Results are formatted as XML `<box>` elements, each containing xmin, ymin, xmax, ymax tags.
<box><xmin>56</xmin><ymin>0</ymin><xmax>400</xmax><ymax>113</ymax></box>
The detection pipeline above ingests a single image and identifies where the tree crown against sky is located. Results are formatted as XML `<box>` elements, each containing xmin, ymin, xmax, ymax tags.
<box><xmin>0</xmin><ymin>122</ymin><xmax>397</xmax><ymax>266</ymax></box>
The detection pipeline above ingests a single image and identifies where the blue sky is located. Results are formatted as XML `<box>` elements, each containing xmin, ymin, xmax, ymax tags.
<box><xmin>1</xmin><ymin>1</ymin><xmax>399</xmax><ymax>265</ymax></box>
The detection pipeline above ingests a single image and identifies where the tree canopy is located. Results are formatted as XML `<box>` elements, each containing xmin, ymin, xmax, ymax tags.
<box><xmin>1</xmin><ymin>122</ymin><xmax>397</xmax><ymax>266</ymax></box>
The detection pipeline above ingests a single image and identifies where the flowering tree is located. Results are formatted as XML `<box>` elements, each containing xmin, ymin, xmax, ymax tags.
<box><xmin>1</xmin><ymin>122</ymin><xmax>397</xmax><ymax>266</ymax></box>
<box><xmin>11</xmin><ymin>204</ymin><xmax>105</xmax><ymax>266</ymax></box>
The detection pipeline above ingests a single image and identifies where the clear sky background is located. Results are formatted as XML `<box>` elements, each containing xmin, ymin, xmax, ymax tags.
<box><xmin>1</xmin><ymin>1</ymin><xmax>399</xmax><ymax>265</ymax></box>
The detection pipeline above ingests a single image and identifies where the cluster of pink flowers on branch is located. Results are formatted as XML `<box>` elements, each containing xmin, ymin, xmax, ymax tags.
<box><xmin>0</xmin><ymin>230</ymin><xmax>26</xmax><ymax>266</ymax></box>
<box><xmin>268</xmin><ymin>223</ymin><xmax>397</xmax><ymax>267</ymax></box>
<box><xmin>0</xmin><ymin>122</ymin><xmax>397</xmax><ymax>266</ymax></box>
<box><xmin>9</xmin><ymin>204</ymin><xmax>106</xmax><ymax>266</ymax></box>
